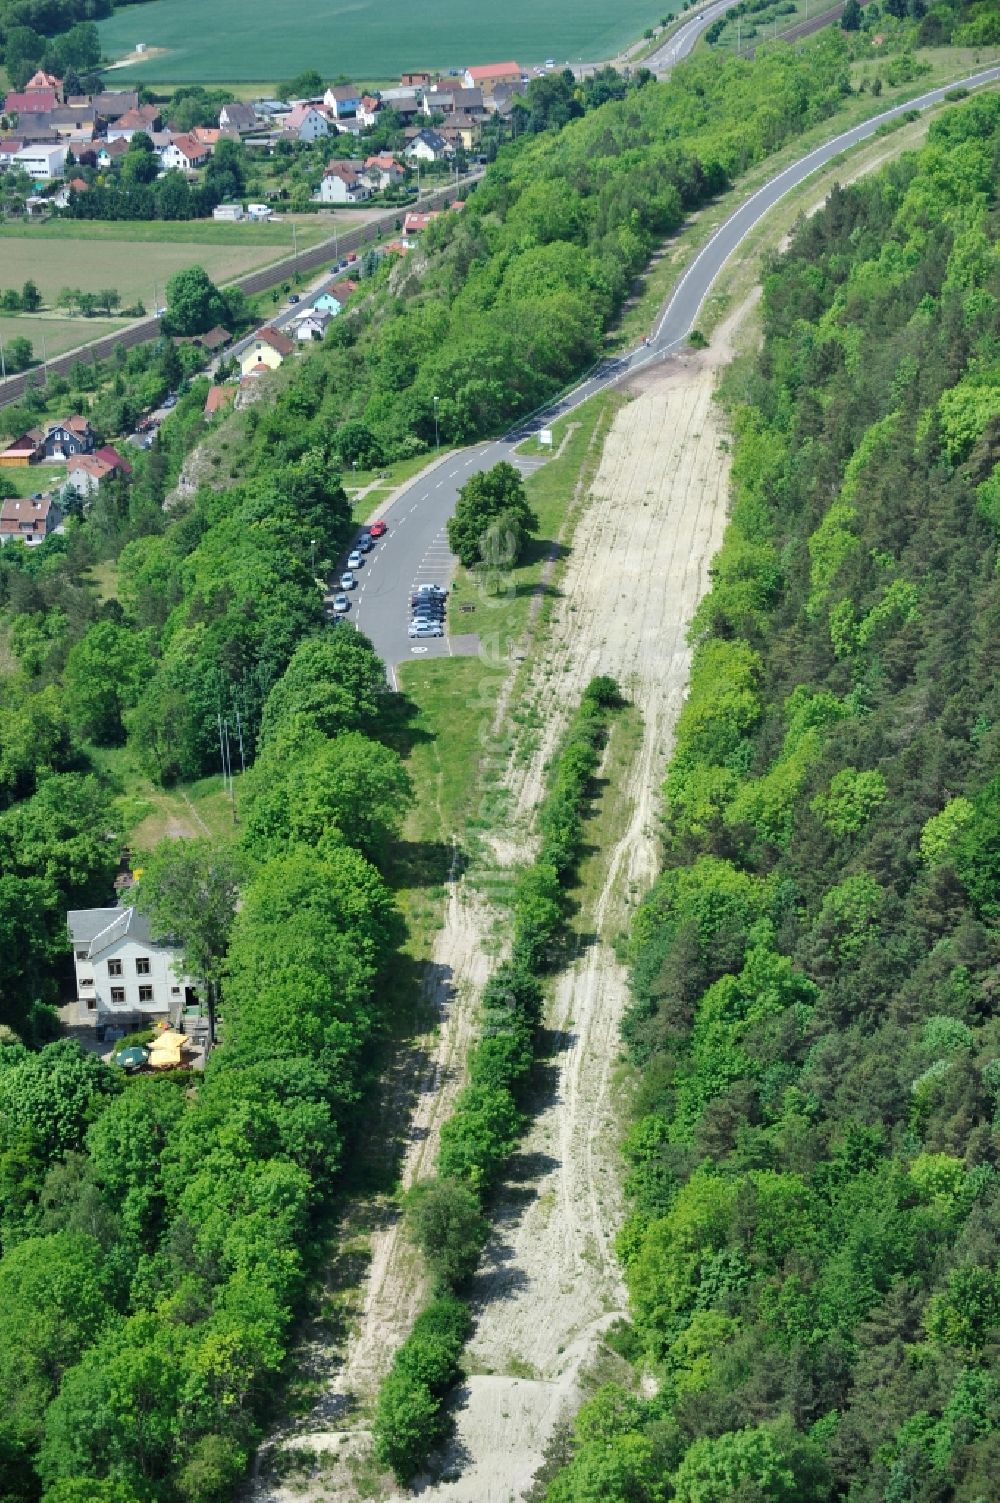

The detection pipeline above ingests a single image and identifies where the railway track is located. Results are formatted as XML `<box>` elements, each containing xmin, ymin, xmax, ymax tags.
<box><xmin>0</xmin><ymin>177</ymin><xmax>478</xmax><ymax>412</ymax></box>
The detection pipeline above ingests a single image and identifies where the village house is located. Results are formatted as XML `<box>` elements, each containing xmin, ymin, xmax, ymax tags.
<box><xmin>42</xmin><ymin>415</ymin><xmax>95</xmax><ymax>461</ymax></box>
<box><xmin>3</xmin><ymin>87</ymin><xmax>58</xmax><ymax>117</ymax></box>
<box><xmin>283</xmin><ymin>104</ymin><xmax>329</xmax><ymax>142</ymax></box>
<box><xmin>96</xmin><ymin>137</ymin><xmax>130</xmax><ymax>168</ymax></box>
<box><xmin>204</xmin><ymin>384</ymin><xmax>236</xmax><ymax>417</ymax></box>
<box><xmin>324</xmin><ymin>84</ymin><xmax>361</xmax><ymax>120</ymax></box>
<box><xmin>463</xmin><ymin>60</ymin><xmax>523</xmax><ymax>91</ymax></box>
<box><xmin>68</xmin><ymin>905</ymin><xmax>196</xmax><ymax>1032</ymax></box>
<box><xmin>66</xmin><ymin>445</ymin><xmax>131</xmax><ymax>496</ymax></box>
<box><xmin>423</xmin><ymin>85</ymin><xmax>484</xmax><ymax>117</ymax></box>
<box><xmin>356</xmin><ymin>95</ymin><xmax>382</xmax><ymax>128</ymax></box>
<box><xmin>403</xmin><ymin>210</ymin><xmax>441</xmax><ymax>237</ymax></box>
<box><xmin>106</xmin><ymin>104</ymin><xmax>162</xmax><ymax>141</ymax></box>
<box><xmin>401</xmin><ymin>71</ymin><xmax>433</xmax><ymax>88</ymax></box>
<box><xmin>0</xmin><ymin>140</ymin><xmax>26</xmax><ymax>169</ymax></box>
<box><xmin>0</xmin><ymin>494</ymin><xmax>61</xmax><ymax>546</ymax></box>
<box><xmin>487</xmin><ymin>80</ymin><xmax>529</xmax><ymax>115</ymax></box>
<box><xmin>160</xmin><ymin>133</ymin><xmax>210</xmax><ymax>171</ymax></box>
<box><xmin>405</xmin><ymin>127</ymin><xmax>453</xmax><ymax>164</ymax></box>
<box><xmin>82</xmin><ymin>90</ymin><xmax>139</xmax><ymax>120</ymax></box>
<box><xmin>363</xmin><ymin>153</ymin><xmax>405</xmax><ymax>190</ymax></box>
<box><xmin>0</xmin><ymin>429</ymin><xmax>45</xmax><ymax>467</ymax></box>
<box><xmin>312</xmin><ymin>279</ymin><xmax>359</xmax><ymax>315</ymax></box>
<box><xmin>315</xmin><ymin>159</ymin><xmax>371</xmax><ymax>204</ymax></box>
<box><xmin>53</xmin><ymin>177</ymin><xmax>89</xmax><ymax>208</ymax></box>
<box><xmin>219</xmin><ymin>101</ymin><xmax>259</xmax><ymax>134</ymax></box>
<box><xmin>440</xmin><ymin>118</ymin><xmax>481</xmax><ymax>152</ymax></box>
<box><xmin>291</xmin><ymin>307</ymin><xmax>332</xmax><ymax>341</ymax></box>
<box><xmin>12</xmin><ymin>143</ymin><xmax>67</xmax><ymax>179</ymax></box>
<box><xmin>239</xmin><ymin>325</ymin><xmax>295</xmax><ymax>376</ymax></box>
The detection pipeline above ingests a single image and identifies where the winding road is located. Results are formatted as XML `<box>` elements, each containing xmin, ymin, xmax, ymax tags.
<box><xmin>343</xmin><ymin>64</ymin><xmax>1000</xmax><ymax>675</ymax></box>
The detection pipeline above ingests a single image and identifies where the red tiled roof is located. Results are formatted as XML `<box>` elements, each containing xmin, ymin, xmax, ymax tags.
<box><xmin>465</xmin><ymin>61</ymin><xmax>521</xmax><ymax>82</ymax></box>
<box><xmin>94</xmin><ymin>444</ymin><xmax>131</xmax><ymax>474</ymax></box>
<box><xmin>0</xmin><ymin>495</ymin><xmax>51</xmax><ymax>535</ymax></box>
<box><xmin>204</xmin><ymin>384</ymin><xmax>236</xmax><ymax>415</ymax></box>
<box><xmin>257</xmin><ymin>326</ymin><xmax>295</xmax><ymax>356</ymax></box>
<box><xmin>4</xmin><ymin>89</ymin><xmax>57</xmax><ymax>115</ymax></box>
<box><xmin>68</xmin><ymin>454</ymin><xmax>114</xmax><ymax>480</ymax></box>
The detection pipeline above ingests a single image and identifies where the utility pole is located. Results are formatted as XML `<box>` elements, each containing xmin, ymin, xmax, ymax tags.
<box><xmin>292</xmin><ymin>220</ymin><xmax>299</xmax><ymax>279</ymax></box>
<box><xmin>0</xmin><ymin>338</ymin><xmax>5</xmax><ymax>380</ymax></box>
<box><xmin>433</xmin><ymin>394</ymin><xmax>439</xmax><ymax>450</ymax></box>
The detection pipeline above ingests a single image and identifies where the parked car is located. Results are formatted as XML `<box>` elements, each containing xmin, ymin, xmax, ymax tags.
<box><xmin>414</xmin><ymin>583</ymin><xmax>447</xmax><ymax>598</ymax></box>
<box><xmin>411</xmin><ymin>601</ymin><xmax>445</xmax><ymax>616</ymax></box>
<box><xmin>162</xmin><ymin>393</ymin><xmax>177</xmax><ymax>410</ymax></box>
<box><xmin>357</xmin><ymin>533</ymin><xmax>374</xmax><ymax>552</ymax></box>
<box><xmin>340</xmin><ymin>571</ymin><xmax>355</xmax><ymax>589</ymax></box>
<box><xmin>288</xmin><ymin>293</ymin><xmax>300</xmax><ymax>304</ymax></box>
<box><xmin>409</xmin><ymin>621</ymin><xmax>443</xmax><ymax>638</ymax></box>
<box><xmin>369</xmin><ymin>520</ymin><xmax>387</xmax><ymax>538</ymax></box>
<box><xmin>333</xmin><ymin>593</ymin><xmax>350</xmax><ymax>612</ymax></box>
<box><xmin>347</xmin><ymin>550</ymin><xmax>363</xmax><ymax>569</ymax></box>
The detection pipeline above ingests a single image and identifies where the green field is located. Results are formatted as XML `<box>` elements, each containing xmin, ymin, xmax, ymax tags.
<box><xmin>0</xmin><ymin>313</ymin><xmax>128</xmax><ymax>364</ymax></box>
<box><xmin>99</xmin><ymin>0</ymin><xmax>676</xmax><ymax>83</ymax></box>
<box><xmin>0</xmin><ymin>216</ymin><xmax>345</xmax><ymax>358</ymax></box>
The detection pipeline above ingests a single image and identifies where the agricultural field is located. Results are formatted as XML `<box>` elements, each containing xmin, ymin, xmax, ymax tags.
<box><xmin>0</xmin><ymin>313</ymin><xmax>126</xmax><ymax>364</ymax></box>
<box><xmin>98</xmin><ymin>0</ymin><xmax>677</xmax><ymax>83</ymax></box>
<box><xmin>0</xmin><ymin>216</ymin><xmax>343</xmax><ymax>359</ymax></box>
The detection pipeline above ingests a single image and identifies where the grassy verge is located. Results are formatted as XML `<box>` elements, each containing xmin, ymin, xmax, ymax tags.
<box><xmin>445</xmin><ymin>393</ymin><xmax>621</xmax><ymax>653</ymax></box>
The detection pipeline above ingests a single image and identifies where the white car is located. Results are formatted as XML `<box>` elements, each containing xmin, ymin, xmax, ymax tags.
<box><xmin>333</xmin><ymin>594</ymin><xmax>350</xmax><ymax>612</ymax></box>
<box><xmin>347</xmin><ymin>550</ymin><xmax>363</xmax><ymax>569</ymax></box>
<box><xmin>340</xmin><ymin>571</ymin><xmax>355</xmax><ymax>589</ymax></box>
<box><xmin>409</xmin><ymin>621</ymin><xmax>443</xmax><ymax>638</ymax></box>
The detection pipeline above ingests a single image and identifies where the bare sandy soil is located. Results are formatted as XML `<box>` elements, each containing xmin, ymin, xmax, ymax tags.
<box><xmin>410</xmin><ymin>336</ymin><xmax>737</xmax><ymax>1503</ymax></box>
<box><xmin>247</xmin><ymin>307</ymin><xmax>745</xmax><ymax>1502</ymax></box>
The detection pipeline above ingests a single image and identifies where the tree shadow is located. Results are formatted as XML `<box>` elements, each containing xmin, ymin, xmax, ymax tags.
<box><xmin>388</xmin><ymin>838</ymin><xmax>465</xmax><ymax>890</ymax></box>
<box><xmin>376</xmin><ymin>685</ymin><xmax>433</xmax><ymax>756</ymax></box>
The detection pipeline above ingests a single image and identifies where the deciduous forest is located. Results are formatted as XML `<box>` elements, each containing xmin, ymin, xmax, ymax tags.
<box><xmin>541</xmin><ymin>90</ymin><xmax>1000</xmax><ymax>1503</ymax></box>
<box><xmin>0</xmin><ymin>14</ymin><xmax>995</xmax><ymax>1501</ymax></box>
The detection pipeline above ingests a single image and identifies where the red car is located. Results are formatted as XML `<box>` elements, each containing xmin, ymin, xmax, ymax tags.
<box><xmin>368</xmin><ymin>519</ymin><xmax>387</xmax><ymax>538</ymax></box>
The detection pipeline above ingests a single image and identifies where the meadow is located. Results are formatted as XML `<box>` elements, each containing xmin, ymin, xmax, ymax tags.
<box><xmin>98</xmin><ymin>0</ymin><xmax>676</xmax><ymax>83</ymax></box>
<box><xmin>0</xmin><ymin>216</ymin><xmax>342</xmax><ymax>358</ymax></box>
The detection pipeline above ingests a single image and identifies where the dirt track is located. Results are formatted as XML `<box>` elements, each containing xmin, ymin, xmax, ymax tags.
<box><xmin>248</xmin><ymin>309</ymin><xmax>743</xmax><ymax>1502</ymax></box>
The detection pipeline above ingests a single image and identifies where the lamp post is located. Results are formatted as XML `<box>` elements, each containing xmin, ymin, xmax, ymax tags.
<box><xmin>310</xmin><ymin>537</ymin><xmax>316</xmax><ymax>574</ymax></box>
<box><xmin>433</xmin><ymin>395</ymin><xmax>439</xmax><ymax>450</ymax></box>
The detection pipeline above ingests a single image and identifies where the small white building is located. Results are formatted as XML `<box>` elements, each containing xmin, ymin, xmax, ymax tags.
<box><xmin>13</xmin><ymin>142</ymin><xmax>67</xmax><ymax>179</ymax></box>
<box><xmin>213</xmin><ymin>201</ymin><xmax>244</xmax><ymax>221</ymax></box>
<box><xmin>246</xmin><ymin>202</ymin><xmax>272</xmax><ymax>219</ymax></box>
<box><xmin>315</xmin><ymin>160</ymin><xmax>371</xmax><ymax>204</ymax></box>
<box><xmin>68</xmin><ymin>905</ymin><xmax>196</xmax><ymax>1033</ymax></box>
<box><xmin>291</xmin><ymin>307</ymin><xmax>332</xmax><ymax>341</ymax></box>
<box><xmin>404</xmin><ymin>128</ymin><xmax>453</xmax><ymax>164</ymax></box>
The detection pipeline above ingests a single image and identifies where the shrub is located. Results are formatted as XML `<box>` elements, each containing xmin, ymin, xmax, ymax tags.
<box><xmin>406</xmin><ymin>1178</ymin><xmax>489</xmax><ymax>1288</ymax></box>
<box><xmin>372</xmin><ymin>1369</ymin><xmax>446</xmax><ymax>1481</ymax></box>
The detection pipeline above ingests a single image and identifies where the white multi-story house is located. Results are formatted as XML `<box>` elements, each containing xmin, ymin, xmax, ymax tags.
<box><xmin>68</xmin><ymin>905</ymin><xmax>195</xmax><ymax>1033</ymax></box>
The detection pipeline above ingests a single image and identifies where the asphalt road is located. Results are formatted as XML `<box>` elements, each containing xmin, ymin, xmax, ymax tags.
<box><xmin>343</xmin><ymin>65</ymin><xmax>1000</xmax><ymax>679</ymax></box>
<box><xmin>645</xmin><ymin>0</ymin><xmax>734</xmax><ymax>71</ymax></box>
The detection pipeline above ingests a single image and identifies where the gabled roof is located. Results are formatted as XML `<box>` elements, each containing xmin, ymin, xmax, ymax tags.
<box><xmin>317</xmin><ymin>279</ymin><xmax>359</xmax><ymax>304</ymax></box>
<box><xmin>94</xmin><ymin>444</ymin><xmax>131</xmax><ymax>474</ymax></box>
<box><xmin>68</xmin><ymin>454</ymin><xmax>115</xmax><ymax>481</ymax></box>
<box><xmin>165</xmin><ymin>132</ymin><xmax>208</xmax><ymax>161</ymax></box>
<box><xmin>328</xmin><ymin>84</ymin><xmax>360</xmax><ymax>101</ymax></box>
<box><xmin>4</xmin><ymin>89</ymin><xmax>57</xmax><ymax>115</ymax></box>
<box><xmin>2</xmin><ymin>429</ymin><xmax>44</xmax><ymax>454</ymax></box>
<box><xmin>285</xmin><ymin>103</ymin><xmax>325</xmax><ymax>128</ymax></box>
<box><xmin>0</xmin><ymin>495</ymin><xmax>51</xmax><ymax>532</ymax></box>
<box><xmin>255</xmin><ymin>325</ymin><xmax>295</xmax><ymax>356</ymax></box>
<box><xmin>365</xmin><ymin>153</ymin><xmax>402</xmax><ymax>170</ymax></box>
<box><xmin>98</xmin><ymin>136</ymin><xmax>129</xmax><ymax>157</ymax></box>
<box><xmin>26</xmin><ymin>70</ymin><xmax>61</xmax><ymax>91</ymax></box>
<box><xmin>205</xmin><ymin>384</ymin><xmax>236</xmax><ymax>415</ymax></box>
<box><xmin>199</xmin><ymin>324</ymin><xmax>231</xmax><ymax>351</ymax></box>
<box><xmin>67</xmin><ymin>905</ymin><xmax>159</xmax><ymax>957</ymax></box>
<box><xmin>61</xmin><ymin>414</ymin><xmax>93</xmax><ymax>435</ymax></box>
<box><xmin>409</xmin><ymin>127</ymin><xmax>448</xmax><ymax>150</ymax></box>
<box><xmin>465</xmin><ymin>61</ymin><xmax>521</xmax><ymax>82</ymax></box>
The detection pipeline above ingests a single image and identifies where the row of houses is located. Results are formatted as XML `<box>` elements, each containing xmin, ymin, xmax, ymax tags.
<box><xmin>1</xmin><ymin>70</ymin><xmax>239</xmax><ymax>183</ymax></box>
